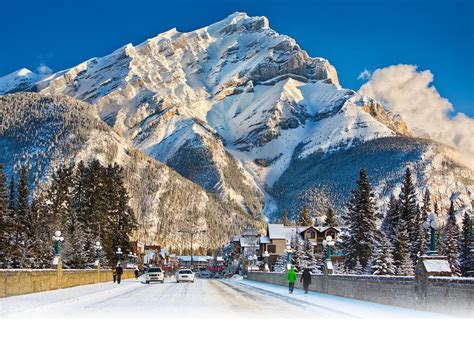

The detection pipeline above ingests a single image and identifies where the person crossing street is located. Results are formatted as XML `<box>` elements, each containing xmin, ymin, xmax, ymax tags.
<box><xmin>287</xmin><ymin>265</ymin><xmax>297</xmax><ymax>294</ymax></box>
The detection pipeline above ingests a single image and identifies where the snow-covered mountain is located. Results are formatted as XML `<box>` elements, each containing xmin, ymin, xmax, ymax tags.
<box><xmin>0</xmin><ymin>93</ymin><xmax>261</xmax><ymax>249</ymax></box>
<box><xmin>1</xmin><ymin>12</ymin><xmax>472</xmax><ymax>221</ymax></box>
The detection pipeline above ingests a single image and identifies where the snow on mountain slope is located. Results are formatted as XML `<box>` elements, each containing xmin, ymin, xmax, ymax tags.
<box><xmin>0</xmin><ymin>93</ymin><xmax>261</xmax><ymax>248</ymax></box>
<box><xmin>1</xmin><ymin>12</ymin><xmax>471</xmax><ymax>219</ymax></box>
<box><xmin>0</xmin><ymin>68</ymin><xmax>41</xmax><ymax>95</ymax></box>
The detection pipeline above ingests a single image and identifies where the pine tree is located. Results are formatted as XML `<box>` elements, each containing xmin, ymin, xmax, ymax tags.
<box><xmin>460</xmin><ymin>212</ymin><xmax>472</xmax><ymax>276</ymax></box>
<box><xmin>15</xmin><ymin>166</ymin><xmax>33</xmax><ymax>268</ymax></box>
<box><xmin>393</xmin><ymin>218</ymin><xmax>413</xmax><ymax>275</ymax></box>
<box><xmin>302</xmin><ymin>237</ymin><xmax>320</xmax><ymax>274</ymax></box>
<box><xmin>371</xmin><ymin>234</ymin><xmax>395</xmax><ymax>275</ymax></box>
<box><xmin>281</xmin><ymin>209</ymin><xmax>288</xmax><ymax>226</ymax></box>
<box><xmin>290</xmin><ymin>234</ymin><xmax>303</xmax><ymax>271</ymax></box>
<box><xmin>381</xmin><ymin>194</ymin><xmax>400</xmax><ymax>245</ymax></box>
<box><xmin>273</xmin><ymin>254</ymin><xmax>287</xmax><ymax>273</ymax></box>
<box><xmin>64</xmin><ymin>207</ymin><xmax>88</xmax><ymax>268</ymax></box>
<box><xmin>298</xmin><ymin>205</ymin><xmax>312</xmax><ymax>226</ymax></box>
<box><xmin>413</xmin><ymin>204</ymin><xmax>428</xmax><ymax>259</ymax></box>
<box><xmin>444</xmin><ymin>200</ymin><xmax>461</xmax><ymax>276</ymax></box>
<box><xmin>342</xmin><ymin>169</ymin><xmax>378</xmax><ymax>271</ymax></box>
<box><xmin>398</xmin><ymin>168</ymin><xmax>418</xmax><ymax>263</ymax></box>
<box><xmin>325</xmin><ymin>206</ymin><xmax>337</xmax><ymax>227</ymax></box>
<box><xmin>0</xmin><ymin>163</ymin><xmax>9</xmax><ymax>268</ymax></box>
<box><xmin>28</xmin><ymin>195</ymin><xmax>52</xmax><ymax>268</ymax></box>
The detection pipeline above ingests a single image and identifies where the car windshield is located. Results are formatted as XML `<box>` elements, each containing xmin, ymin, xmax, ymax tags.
<box><xmin>148</xmin><ymin>268</ymin><xmax>162</xmax><ymax>273</ymax></box>
<box><xmin>179</xmin><ymin>270</ymin><xmax>192</xmax><ymax>274</ymax></box>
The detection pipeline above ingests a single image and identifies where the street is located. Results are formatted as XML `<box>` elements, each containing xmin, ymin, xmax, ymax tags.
<box><xmin>0</xmin><ymin>276</ymin><xmax>439</xmax><ymax>318</ymax></box>
<box><xmin>0</xmin><ymin>277</ymin><xmax>335</xmax><ymax>318</ymax></box>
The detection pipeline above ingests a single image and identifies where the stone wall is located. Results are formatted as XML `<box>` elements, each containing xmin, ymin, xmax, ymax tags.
<box><xmin>0</xmin><ymin>268</ymin><xmax>135</xmax><ymax>298</ymax></box>
<box><xmin>247</xmin><ymin>272</ymin><xmax>474</xmax><ymax>317</ymax></box>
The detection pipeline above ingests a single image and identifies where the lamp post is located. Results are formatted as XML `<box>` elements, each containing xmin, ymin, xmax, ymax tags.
<box><xmin>116</xmin><ymin>247</ymin><xmax>123</xmax><ymax>266</ymax></box>
<box><xmin>422</xmin><ymin>212</ymin><xmax>441</xmax><ymax>255</ymax></box>
<box><xmin>53</xmin><ymin>230</ymin><xmax>64</xmax><ymax>256</ymax></box>
<box><xmin>322</xmin><ymin>235</ymin><xmax>336</xmax><ymax>260</ymax></box>
<box><xmin>286</xmin><ymin>245</ymin><xmax>293</xmax><ymax>270</ymax></box>
<box><xmin>95</xmin><ymin>241</ymin><xmax>102</xmax><ymax>266</ymax></box>
<box><xmin>253</xmin><ymin>254</ymin><xmax>257</xmax><ymax>270</ymax></box>
<box><xmin>179</xmin><ymin>227</ymin><xmax>207</xmax><ymax>271</ymax></box>
<box><xmin>263</xmin><ymin>250</ymin><xmax>270</xmax><ymax>272</ymax></box>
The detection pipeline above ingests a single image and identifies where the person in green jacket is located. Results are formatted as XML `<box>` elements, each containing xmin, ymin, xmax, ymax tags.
<box><xmin>287</xmin><ymin>265</ymin><xmax>297</xmax><ymax>294</ymax></box>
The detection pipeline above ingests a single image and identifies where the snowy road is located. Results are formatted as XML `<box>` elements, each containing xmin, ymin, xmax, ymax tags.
<box><xmin>0</xmin><ymin>277</ymin><xmax>440</xmax><ymax>318</ymax></box>
<box><xmin>0</xmin><ymin>277</ymin><xmax>338</xmax><ymax>318</ymax></box>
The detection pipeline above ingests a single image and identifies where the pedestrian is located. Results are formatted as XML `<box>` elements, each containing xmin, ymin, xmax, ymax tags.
<box><xmin>134</xmin><ymin>266</ymin><xmax>139</xmax><ymax>279</ymax></box>
<box><xmin>287</xmin><ymin>265</ymin><xmax>297</xmax><ymax>294</ymax></box>
<box><xmin>300</xmin><ymin>267</ymin><xmax>311</xmax><ymax>294</ymax></box>
<box><xmin>116</xmin><ymin>264</ymin><xmax>124</xmax><ymax>284</ymax></box>
<box><xmin>112</xmin><ymin>267</ymin><xmax>117</xmax><ymax>283</ymax></box>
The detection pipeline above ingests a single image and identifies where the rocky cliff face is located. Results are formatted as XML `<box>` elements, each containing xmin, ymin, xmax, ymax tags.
<box><xmin>0</xmin><ymin>12</ymin><xmax>472</xmax><ymax>221</ymax></box>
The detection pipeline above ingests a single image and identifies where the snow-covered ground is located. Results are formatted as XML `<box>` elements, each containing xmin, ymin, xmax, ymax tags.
<box><xmin>228</xmin><ymin>279</ymin><xmax>444</xmax><ymax>318</ymax></box>
<box><xmin>0</xmin><ymin>276</ymin><xmax>444</xmax><ymax>318</ymax></box>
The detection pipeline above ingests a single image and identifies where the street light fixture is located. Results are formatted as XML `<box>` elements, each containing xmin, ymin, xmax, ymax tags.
<box><xmin>286</xmin><ymin>245</ymin><xmax>293</xmax><ymax>270</ymax></box>
<box><xmin>53</xmin><ymin>230</ymin><xmax>64</xmax><ymax>256</ymax></box>
<box><xmin>422</xmin><ymin>212</ymin><xmax>441</xmax><ymax>255</ymax></box>
<box><xmin>322</xmin><ymin>235</ymin><xmax>336</xmax><ymax>260</ymax></box>
<box><xmin>95</xmin><ymin>241</ymin><xmax>102</xmax><ymax>263</ymax></box>
<box><xmin>116</xmin><ymin>247</ymin><xmax>123</xmax><ymax>266</ymax></box>
<box><xmin>263</xmin><ymin>250</ymin><xmax>270</xmax><ymax>272</ymax></box>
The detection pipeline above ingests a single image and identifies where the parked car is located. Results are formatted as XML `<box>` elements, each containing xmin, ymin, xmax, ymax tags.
<box><xmin>199</xmin><ymin>270</ymin><xmax>210</xmax><ymax>278</ymax></box>
<box><xmin>176</xmin><ymin>269</ymin><xmax>195</xmax><ymax>283</ymax></box>
<box><xmin>145</xmin><ymin>267</ymin><xmax>164</xmax><ymax>284</ymax></box>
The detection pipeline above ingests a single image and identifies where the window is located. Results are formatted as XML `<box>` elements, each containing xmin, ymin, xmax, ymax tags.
<box><xmin>267</xmin><ymin>245</ymin><xmax>276</xmax><ymax>253</ymax></box>
<box><xmin>310</xmin><ymin>231</ymin><xmax>316</xmax><ymax>239</ymax></box>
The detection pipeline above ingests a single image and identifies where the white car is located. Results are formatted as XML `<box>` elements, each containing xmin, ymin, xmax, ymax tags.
<box><xmin>145</xmin><ymin>267</ymin><xmax>164</xmax><ymax>284</ymax></box>
<box><xmin>176</xmin><ymin>269</ymin><xmax>195</xmax><ymax>283</ymax></box>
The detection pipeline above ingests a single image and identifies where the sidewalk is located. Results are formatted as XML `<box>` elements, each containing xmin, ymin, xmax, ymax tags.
<box><xmin>228</xmin><ymin>278</ymin><xmax>445</xmax><ymax>318</ymax></box>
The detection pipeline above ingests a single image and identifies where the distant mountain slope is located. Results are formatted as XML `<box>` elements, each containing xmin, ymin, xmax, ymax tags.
<box><xmin>273</xmin><ymin>137</ymin><xmax>474</xmax><ymax>219</ymax></box>
<box><xmin>0</xmin><ymin>93</ymin><xmax>261</xmax><ymax>249</ymax></box>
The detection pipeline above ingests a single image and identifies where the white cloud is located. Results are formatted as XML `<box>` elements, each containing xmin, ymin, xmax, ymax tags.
<box><xmin>357</xmin><ymin>69</ymin><xmax>371</xmax><ymax>81</ymax></box>
<box><xmin>358</xmin><ymin>64</ymin><xmax>474</xmax><ymax>168</ymax></box>
<box><xmin>36</xmin><ymin>64</ymin><xmax>53</xmax><ymax>76</ymax></box>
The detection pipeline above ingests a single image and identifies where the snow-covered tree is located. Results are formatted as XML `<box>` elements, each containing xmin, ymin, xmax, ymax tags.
<box><xmin>0</xmin><ymin>163</ymin><xmax>10</xmax><ymax>268</ymax></box>
<box><xmin>443</xmin><ymin>200</ymin><xmax>461</xmax><ymax>276</ymax></box>
<box><xmin>290</xmin><ymin>234</ymin><xmax>304</xmax><ymax>271</ymax></box>
<box><xmin>342</xmin><ymin>168</ymin><xmax>378</xmax><ymax>271</ymax></box>
<box><xmin>460</xmin><ymin>211</ymin><xmax>472</xmax><ymax>276</ymax></box>
<box><xmin>325</xmin><ymin>206</ymin><xmax>337</xmax><ymax>227</ymax></box>
<box><xmin>298</xmin><ymin>205</ymin><xmax>312</xmax><ymax>226</ymax></box>
<box><xmin>281</xmin><ymin>209</ymin><xmax>288</xmax><ymax>226</ymax></box>
<box><xmin>302</xmin><ymin>237</ymin><xmax>320</xmax><ymax>274</ymax></box>
<box><xmin>393</xmin><ymin>218</ymin><xmax>413</xmax><ymax>275</ymax></box>
<box><xmin>371</xmin><ymin>234</ymin><xmax>395</xmax><ymax>275</ymax></box>
<box><xmin>273</xmin><ymin>254</ymin><xmax>287</xmax><ymax>273</ymax></box>
<box><xmin>413</xmin><ymin>204</ymin><xmax>428</xmax><ymax>259</ymax></box>
<box><xmin>398</xmin><ymin>168</ymin><xmax>418</xmax><ymax>263</ymax></box>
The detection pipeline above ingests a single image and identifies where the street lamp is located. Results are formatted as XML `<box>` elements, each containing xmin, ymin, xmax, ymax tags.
<box><xmin>322</xmin><ymin>235</ymin><xmax>336</xmax><ymax>260</ymax></box>
<box><xmin>286</xmin><ymin>245</ymin><xmax>293</xmax><ymax>270</ymax></box>
<box><xmin>263</xmin><ymin>250</ymin><xmax>270</xmax><ymax>272</ymax></box>
<box><xmin>53</xmin><ymin>230</ymin><xmax>64</xmax><ymax>256</ymax></box>
<box><xmin>253</xmin><ymin>254</ymin><xmax>257</xmax><ymax>269</ymax></box>
<box><xmin>422</xmin><ymin>212</ymin><xmax>441</xmax><ymax>255</ymax></box>
<box><xmin>95</xmin><ymin>241</ymin><xmax>102</xmax><ymax>264</ymax></box>
<box><xmin>116</xmin><ymin>247</ymin><xmax>123</xmax><ymax>266</ymax></box>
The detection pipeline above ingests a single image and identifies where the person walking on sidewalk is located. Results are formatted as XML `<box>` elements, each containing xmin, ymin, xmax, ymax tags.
<box><xmin>300</xmin><ymin>267</ymin><xmax>311</xmax><ymax>294</ymax></box>
<box><xmin>112</xmin><ymin>267</ymin><xmax>117</xmax><ymax>283</ymax></box>
<box><xmin>287</xmin><ymin>265</ymin><xmax>297</xmax><ymax>294</ymax></box>
<box><xmin>116</xmin><ymin>264</ymin><xmax>124</xmax><ymax>284</ymax></box>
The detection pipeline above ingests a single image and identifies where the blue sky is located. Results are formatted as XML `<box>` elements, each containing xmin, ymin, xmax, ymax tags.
<box><xmin>1</xmin><ymin>0</ymin><xmax>473</xmax><ymax>115</ymax></box>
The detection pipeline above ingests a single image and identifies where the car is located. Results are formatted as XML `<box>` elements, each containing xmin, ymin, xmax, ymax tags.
<box><xmin>145</xmin><ymin>267</ymin><xmax>164</xmax><ymax>284</ymax></box>
<box><xmin>176</xmin><ymin>269</ymin><xmax>195</xmax><ymax>283</ymax></box>
<box><xmin>199</xmin><ymin>270</ymin><xmax>210</xmax><ymax>278</ymax></box>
